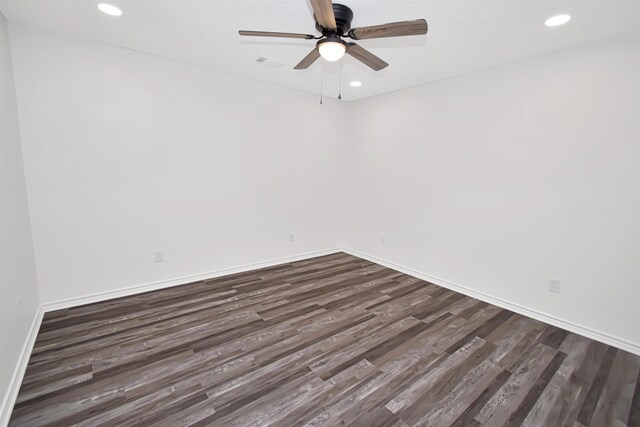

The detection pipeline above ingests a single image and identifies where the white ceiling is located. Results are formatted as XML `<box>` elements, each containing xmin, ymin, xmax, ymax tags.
<box><xmin>1</xmin><ymin>0</ymin><xmax>639</xmax><ymax>101</ymax></box>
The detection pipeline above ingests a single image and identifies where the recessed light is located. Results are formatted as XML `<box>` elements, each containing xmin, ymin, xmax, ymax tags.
<box><xmin>98</xmin><ymin>3</ymin><xmax>122</xmax><ymax>16</ymax></box>
<box><xmin>350</xmin><ymin>81</ymin><xmax>362</xmax><ymax>87</ymax></box>
<box><xmin>545</xmin><ymin>14</ymin><xmax>571</xmax><ymax>27</ymax></box>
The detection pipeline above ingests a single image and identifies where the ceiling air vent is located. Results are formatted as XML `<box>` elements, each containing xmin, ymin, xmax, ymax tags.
<box><xmin>256</xmin><ymin>56</ymin><xmax>283</xmax><ymax>69</ymax></box>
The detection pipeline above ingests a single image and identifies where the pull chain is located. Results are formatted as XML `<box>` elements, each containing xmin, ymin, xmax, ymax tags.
<box><xmin>320</xmin><ymin>69</ymin><xmax>323</xmax><ymax>105</ymax></box>
<box><xmin>338</xmin><ymin>60</ymin><xmax>342</xmax><ymax>100</ymax></box>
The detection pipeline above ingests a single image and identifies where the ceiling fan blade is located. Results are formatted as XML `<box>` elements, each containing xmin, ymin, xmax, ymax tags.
<box><xmin>310</xmin><ymin>0</ymin><xmax>337</xmax><ymax>30</ymax></box>
<box><xmin>294</xmin><ymin>48</ymin><xmax>321</xmax><ymax>69</ymax></box>
<box><xmin>348</xmin><ymin>19</ymin><xmax>428</xmax><ymax>40</ymax></box>
<box><xmin>239</xmin><ymin>30</ymin><xmax>315</xmax><ymax>40</ymax></box>
<box><xmin>346</xmin><ymin>43</ymin><xmax>388</xmax><ymax>71</ymax></box>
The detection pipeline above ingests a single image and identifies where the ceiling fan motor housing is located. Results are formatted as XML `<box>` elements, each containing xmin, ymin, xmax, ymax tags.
<box><xmin>315</xmin><ymin>3</ymin><xmax>354</xmax><ymax>36</ymax></box>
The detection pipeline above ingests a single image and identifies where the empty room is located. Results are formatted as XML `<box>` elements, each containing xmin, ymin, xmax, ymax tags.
<box><xmin>1</xmin><ymin>0</ymin><xmax>639</xmax><ymax>426</ymax></box>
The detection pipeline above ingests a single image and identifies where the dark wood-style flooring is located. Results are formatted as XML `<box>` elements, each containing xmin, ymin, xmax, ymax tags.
<box><xmin>10</xmin><ymin>252</ymin><xmax>640</xmax><ymax>426</ymax></box>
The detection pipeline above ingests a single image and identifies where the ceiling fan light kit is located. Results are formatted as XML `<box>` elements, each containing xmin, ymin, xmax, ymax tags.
<box><xmin>238</xmin><ymin>0</ymin><xmax>428</xmax><ymax>71</ymax></box>
<box><xmin>317</xmin><ymin>36</ymin><xmax>347</xmax><ymax>61</ymax></box>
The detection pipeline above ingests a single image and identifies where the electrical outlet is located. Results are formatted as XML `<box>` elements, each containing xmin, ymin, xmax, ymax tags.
<box><xmin>289</xmin><ymin>233</ymin><xmax>295</xmax><ymax>242</ymax></box>
<box><xmin>548</xmin><ymin>278</ymin><xmax>561</xmax><ymax>293</ymax></box>
<box><xmin>153</xmin><ymin>250</ymin><xmax>164</xmax><ymax>263</ymax></box>
<box><xmin>380</xmin><ymin>236</ymin><xmax>386</xmax><ymax>245</ymax></box>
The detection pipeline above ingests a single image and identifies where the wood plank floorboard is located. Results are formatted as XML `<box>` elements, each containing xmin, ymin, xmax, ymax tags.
<box><xmin>9</xmin><ymin>252</ymin><xmax>640</xmax><ymax>426</ymax></box>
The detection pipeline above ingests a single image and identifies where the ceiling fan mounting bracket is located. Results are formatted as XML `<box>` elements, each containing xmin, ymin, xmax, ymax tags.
<box><xmin>315</xmin><ymin>3</ymin><xmax>353</xmax><ymax>36</ymax></box>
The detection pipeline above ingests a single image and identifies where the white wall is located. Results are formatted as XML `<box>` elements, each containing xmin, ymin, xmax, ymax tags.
<box><xmin>9</xmin><ymin>24</ymin><xmax>347</xmax><ymax>305</ymax></box>
<box><xmin>5</xmin><ymin>22</ymin><xmax>640</xmax><ymax>353</ymax></box>
<box><xmin>346</xmin><ymin>37</ymin><xmax>640</xmax><ymax>348</ymax></box>
<box><xmin>0</xmin><ymin>13</ymin><xmax>40</xmax><ymax>420</ymax></box>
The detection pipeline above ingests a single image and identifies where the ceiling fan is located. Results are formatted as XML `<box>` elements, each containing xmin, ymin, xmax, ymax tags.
<box><xmin>239</xmin><ymin>0</ymin><xmax>428</xmax><ymax>71</ymax></box>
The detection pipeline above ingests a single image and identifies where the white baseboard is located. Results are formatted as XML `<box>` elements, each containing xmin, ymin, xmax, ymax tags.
<box><xmin>42</xmin><ymin>248</ymin><xmax>342</xmax><ymax>312</ymax></box>
<box><xmin>0</xmin><ymin>306</ymin><xmax>44</xmax><ymax>427</ymax></box>
<box><xmin>342</xmin><ymin>247</ymin><xmax>640</xmax><ymax>356</ymax></box>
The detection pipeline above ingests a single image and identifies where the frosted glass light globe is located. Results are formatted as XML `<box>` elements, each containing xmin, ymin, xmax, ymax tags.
<box><xmin>319</xmin><ymin>41</ymin><xmax>346</xmax><ymax>62</ymax></box>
